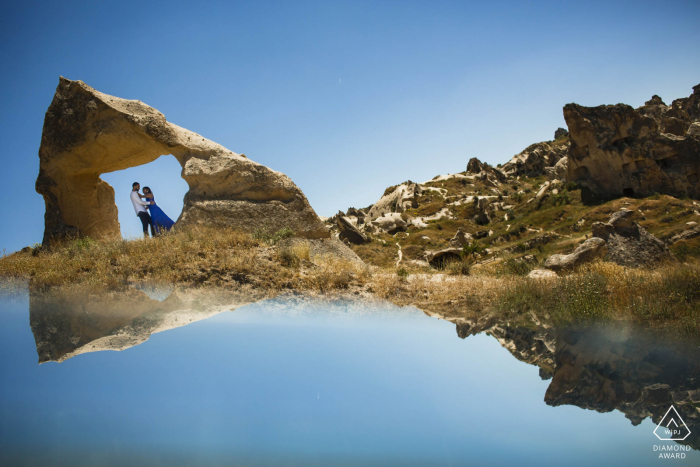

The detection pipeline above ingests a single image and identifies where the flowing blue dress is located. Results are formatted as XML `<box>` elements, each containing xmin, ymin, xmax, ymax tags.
<box><xmin>147</xmin><ymin>197</ymin><xmax>175</xmax><ymax>234</ymax></box>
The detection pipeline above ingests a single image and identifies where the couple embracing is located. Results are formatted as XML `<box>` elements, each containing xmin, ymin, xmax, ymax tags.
<box><xmin>130</xmin><ymin>182</ymin><xmax>175</xmax><ymax>238</ymax></box>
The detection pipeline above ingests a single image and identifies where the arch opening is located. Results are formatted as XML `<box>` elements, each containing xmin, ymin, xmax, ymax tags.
<box><xmin>101</xmin><ymin>155</ymin><xmax>189</xmax><ymax>239</ymax></box>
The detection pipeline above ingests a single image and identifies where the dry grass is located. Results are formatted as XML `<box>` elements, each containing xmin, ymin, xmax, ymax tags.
<box><xmin>1</xmin><ymin>226</ymin><xmax>270</xmax><ymax>289</ymax></box>
<box><xmin>3</xmin><ymin>223</ymin><xmax>700</xmax><ymax>336</ymax></box>
<box><xmin>493</xmin><ymin>260</ymin><xmax>700</xmax><ymax>337</ymax></box>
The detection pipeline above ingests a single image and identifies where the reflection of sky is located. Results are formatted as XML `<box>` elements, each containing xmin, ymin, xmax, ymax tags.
<box><xmin>0</xmin><ymin>297</ymin><xmax>696</xmax><ymax>466</ymax></box>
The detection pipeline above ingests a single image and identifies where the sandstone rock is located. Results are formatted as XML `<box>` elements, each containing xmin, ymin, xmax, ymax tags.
<box><xmin>590</xmin><ymin>209</ymin><xmax>673</xmax><ymax>267</ymax></box>
<box><xmin>554</xmin><ymin>127</ymin><xmax>568</xmax><ymax>139</ymax></box>
<box><xmin>528</xmin><ymin>269</ymin><xmax>557</xmax><ymax>280</ymax></box>
<box><xmin>544</xmin><ymin>238</ymin><xmax>607</xmax><ymax>272</ymax></box>
<box><xmin>564</xmin><ymin>84</ymin><xmax>700</xmax><ymax>200</ymax></box>
<box><xmin>664</xmin><ymin>225</ymin><xmax>700</xmax><ymax>245</ymax></box>
<box><xmin>278</xmin><ymin>237</ymin><xmax>364</xmax><ymax>265</ymax></box>
<box><xmin>337</xmin><ymin>216</ymin><xmax>369</xmax><ymax>244</ymax></box>
<box><xmin>36</xmin><ymin>78</ymin><xmax>328</xmax><ymax>246</ymax></box>
<box><xmin>370</xmin><ymin>212</ymin><xmax>407</xmax><ymax>234</ymax></box>
<box><xmin>466</xmin><ymin>157</ymin><xmax>507</xmax><ymax>182</ymax></box>
<box><xmin>546</xmin><ymin>156</ymin><xmax>568</xmax><ymax>181</ymax></box>
<box><xmin>365</xmin><ymin>182</ymin><xmax>421</xmax><ymax>220</ymax></box>
<box><xmin>449</xmin><ymin>228</ymin><xmax>473</xmax><ymax>247</ymax></box>
<box><xmin>501</xmin><ymin>140</ymin><xmax>569</xmax><ymax>178</ymax></box>
<box><xmin>466</xmin><ymin>157</ymin><xmax>484</xmax><ymax>174</ymax></box>
<box><xmin>645</xmin><ymin>95</ymin><xmax>666</xmax><ymax>106</ymax></box>
<box><xmin>424</xmin><ymin>247</ymin><xmax>463</xmax><ymax>268</ymax></box>
<box><xmin>688</xmin><ymin>122</ymin><xmax>700</xmax><ymax>138</ymax></box>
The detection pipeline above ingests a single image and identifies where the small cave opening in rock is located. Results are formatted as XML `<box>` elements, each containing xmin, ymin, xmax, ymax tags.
<box><xmin>428</xmin><ymin>251</ymin><xmax>462</xmax><ymax>269</ymax></box>
<box><xmin>573</xmin><ymin>165</ymin><xmax>591</xmax><ymax>180</ymax></box>
<box><xmin>101</xmin><ymin>155</ymin><xmax>189</xmax><ymax>239</ymax></box>
<box><xmin>622</xmin><ymin>187</ymin><xmax>635</xmax><ymax>198</ymax></box>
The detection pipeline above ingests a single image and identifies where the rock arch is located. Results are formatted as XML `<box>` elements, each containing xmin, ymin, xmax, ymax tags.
<box><xmin>36</xmin><ymin>78</ymin><xmax>329</xmax><ymax>246</ymax></box>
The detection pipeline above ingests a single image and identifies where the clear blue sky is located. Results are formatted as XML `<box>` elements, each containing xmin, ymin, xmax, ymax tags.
<box><xmin>1</xmin><ymin>0</ymin><xmax>699</xmax><ymax>250</ymax></box>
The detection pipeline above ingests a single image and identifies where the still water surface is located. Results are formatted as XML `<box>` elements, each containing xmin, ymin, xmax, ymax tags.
<box><xmin>0</xmin><ymin>288</ymin><xmax>697</xmax><ymax>466</ymax></box>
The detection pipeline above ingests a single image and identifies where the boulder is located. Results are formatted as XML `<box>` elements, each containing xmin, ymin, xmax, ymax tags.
<box><xmin>528</xmin><ymin>269</ymin><xmax>557</xmax><ymax>280</ymax></box>
<box><xmin>337</xmin><ymin>216</ymin><xmax>369</xmax><ymax>245</ymax></box>
<box><xmin>36</xmin><ymin>78</ymin><xmax>328</xmax><ymax>246</ymax></box>
<box><xmin>544</xmin><ymin>238</ymin><xmax>608</xmax><ymax>272</ymax></box>
<box><xmin>688</xmin><ymin>122</ymin><xmax>700</xmax><ymax>138</ymax></box>
<box><xmin>449</xmin><ymin>228</ymin><xmax>473</xmax><ymax>247</ymax></box>
<box><xmin>590</xmin><ymin>209</ymin><xmax>674</xmax><ymax>267</ymax></box>
<box><xmin>370</xmin><ymin>212</ymin><xmax>407</xmax><ymax>234</ymax></box>
<box><xmin>564</xmin><ymin>84</ymin><xmax>700</xmax><ymax>200</ymax></box>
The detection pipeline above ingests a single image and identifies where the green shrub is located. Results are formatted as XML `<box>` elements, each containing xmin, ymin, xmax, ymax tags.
<box><xmin>253</xmin><ymin>226</ymin><xmax>295</xmax><ymax>244</ymax></box>
<box><xmin>443</xmin><ymin>260</ymin><xmax>470</xmax><ymax>275</ymax></box>
<box><xmin>501</xmin><ymin>258</ymin><xmax>534</xmax><ymax>276</ymax></box>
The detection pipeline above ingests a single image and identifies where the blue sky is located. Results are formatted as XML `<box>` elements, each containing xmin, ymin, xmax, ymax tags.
<box><xmin>1</xmin><ymin>0</ymin><xmax>699</xmax><ymax>250</ymax></box>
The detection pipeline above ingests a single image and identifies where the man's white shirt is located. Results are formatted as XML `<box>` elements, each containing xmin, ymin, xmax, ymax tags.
<box><xmin>131</xmin><ymin>191</ymin><xmax>151</xmax><ymax>215</ymax></box>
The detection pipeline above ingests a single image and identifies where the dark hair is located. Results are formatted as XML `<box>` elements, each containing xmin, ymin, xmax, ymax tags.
<box><xmin>132</xmin><ymin>182</ymin><xmax>139</xmax><ymax>188</ymax></box>
<box><xmin>143</xmin><ymin>187</ymin><xmax>152</xmax><ymax>194</ymax></box>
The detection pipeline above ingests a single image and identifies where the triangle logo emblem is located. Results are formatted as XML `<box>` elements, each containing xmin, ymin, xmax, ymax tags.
<box><xmin>654</xmin><ymin>406</ymin><xmax>691</xmax><ymax>441</ymax></box>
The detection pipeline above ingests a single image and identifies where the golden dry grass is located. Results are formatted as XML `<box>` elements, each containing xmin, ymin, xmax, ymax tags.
<box><xmin>2</xmin><ymin>225</ymin><xmax>699</xmax><ymax>336</ymax></box>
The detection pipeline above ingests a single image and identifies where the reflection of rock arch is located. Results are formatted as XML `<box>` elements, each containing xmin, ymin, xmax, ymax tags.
<box><xmin>36</xmin><ymin>78</ymin><xmax>329</xmax><ymax>246</ymax></box>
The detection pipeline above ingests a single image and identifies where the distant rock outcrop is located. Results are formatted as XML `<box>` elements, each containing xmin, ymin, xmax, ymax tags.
<box><xmin>554</xmin><ymin>127</ymin><xmax>568</xmax><ymax>139</ymax></box>
<box><xmin>591</xmin><ymin>209</ymin><xmax>673</xmax><ymax>267</ymax></box>
<box><xmin>501</xmin><ymin>140</ymin><xmax>569</xmax><ymax>178</ymax></box>
<box><xmin>36</xmin><ymin>77</ymin><xmax>329</xmax><ymax>246</ymax></box>
<box><xmin>564</xmin><ymin>84</ymin><xmax>700</xmax><ymax>200</ymax></box>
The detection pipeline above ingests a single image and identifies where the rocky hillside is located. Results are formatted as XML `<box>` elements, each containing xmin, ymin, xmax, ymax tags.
<box><xmin>330</xmin><ymin>84</ymin><xmax>700</xmax><ymax>272</ymax></box>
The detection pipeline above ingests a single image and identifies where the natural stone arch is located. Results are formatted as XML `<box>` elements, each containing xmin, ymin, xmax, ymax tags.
<box><xmin>36</xmin><ymin>78</ymin><xmax>329</xmax><ymax>246</ymax></box>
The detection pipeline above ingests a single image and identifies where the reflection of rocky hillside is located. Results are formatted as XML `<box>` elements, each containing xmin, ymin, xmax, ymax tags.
<box><xmin>545</xmin><ymin>326</ymin><xmax>700</xmax><ymax>450</ymax></box>
<box><xmin>29</xmin><ymin>286</ymin><xmax>255</xmax><ymax>363</ymax></box>
<box><xmin>430</xmin><ymin>308</ymin><xmax>700</xmax><ymax>450</ymax></box>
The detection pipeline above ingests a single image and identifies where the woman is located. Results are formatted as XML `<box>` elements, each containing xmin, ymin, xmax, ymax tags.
<box><xmin>141</xmin><ymin>187</ymin><xmax>175</xmax><ymax>235</ymax></box>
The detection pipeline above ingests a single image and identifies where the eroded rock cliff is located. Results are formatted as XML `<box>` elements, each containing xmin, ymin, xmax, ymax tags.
<box><xmin>564</xmin><ymin>84</ymin><xmax>700</xmax><ymax>200</ymax></box>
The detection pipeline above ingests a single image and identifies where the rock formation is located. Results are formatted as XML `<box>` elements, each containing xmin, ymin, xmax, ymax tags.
<box><xmin>544</xmin><ymin>237</ymin><xmax>607</xmax><ymax>272</ymax></box>
<box><xmin>366</xmin><ymin>182</ymin><xmax>421</xmax><ymax>220</ymax></box>
<box><xmin>591</xmin><ymin>209</ymin><xmax>673</xmax><ymax>267</ymax></box>
<box><xmin>564</xmin><ymin>84</ymin><xmax>700</xmax><ymax>200</ymax></box>
<box><xmin>501</xmin><ymin>140</ymin><xmax>569</xmax><ymax>178</ymax></box>
<box><xmin>337</xmin><ymin>214</ymin><xmax>369</xmax><ymax>244</ymax></box>
<box><xmin>424</xmin><ymin>247</ymin><xmax>463</xmax><ymax>268</ymax></box>
<box><xmin>36</xmin><ymin>77</ymin><xmax>328</xmax><ymax>246</ymax></box>
<box><xmin>554</xmin><ymin>127</ymin><xmax>568</xmax><ymax>139</ymax></box>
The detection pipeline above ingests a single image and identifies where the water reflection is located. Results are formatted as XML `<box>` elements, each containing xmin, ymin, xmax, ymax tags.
<box><xmin>443</xmin><ymin>311</ymin><xmax>700</xmax><ymax>451</ymax></box>
<box><xmin>29</xmin><ymin>286</ymin><xmax>255</xmax><ymax>363</ymax></box>
<box><xmin>20</xmin><ymin>285</ymin><xmax>700</xmax><ymax>456</ymax></box>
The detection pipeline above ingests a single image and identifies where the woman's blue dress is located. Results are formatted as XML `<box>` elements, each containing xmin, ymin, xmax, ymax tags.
<box><xmin>147</xmin><ymin>197</ymin><xmax>175</xmax><ymax>234</ymax></box>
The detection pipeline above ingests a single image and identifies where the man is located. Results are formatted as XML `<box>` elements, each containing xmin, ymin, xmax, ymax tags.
<box><xmin>131</xmin><ymin>182</ymin><xmax>155</xmax><ymax>238</ymax></box>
